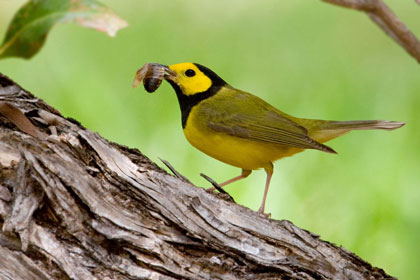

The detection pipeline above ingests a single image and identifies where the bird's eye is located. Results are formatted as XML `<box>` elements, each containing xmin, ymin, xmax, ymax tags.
<box><xmin>185</xmin><ymin>69</ymin><xmax>196</xmax><ymax>77</ymax></box>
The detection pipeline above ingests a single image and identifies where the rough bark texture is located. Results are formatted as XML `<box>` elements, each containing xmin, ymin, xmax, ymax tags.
<box><xmin>0</xmin><ymin>73</ymin><xmax>395</xmax><ymax>279</ymax></box>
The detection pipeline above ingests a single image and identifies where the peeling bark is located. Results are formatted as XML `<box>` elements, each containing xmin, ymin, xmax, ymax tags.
<box><xmin>0</xmin><ymin>73</ymin><xmax>395</xmax><ymax>279</ymax></box>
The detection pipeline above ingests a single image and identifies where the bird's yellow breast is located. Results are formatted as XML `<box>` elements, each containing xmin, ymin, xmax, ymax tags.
<box><xmin>183</xmin><ymin>104</ymin><xmax>303</xmax><ymax>170</ymax></box>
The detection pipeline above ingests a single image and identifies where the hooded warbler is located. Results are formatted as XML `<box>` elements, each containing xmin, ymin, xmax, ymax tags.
<box><xmin>135</xmin><ymin>62</ymin><xmax>405</xmax><ymax>214</ymax></box>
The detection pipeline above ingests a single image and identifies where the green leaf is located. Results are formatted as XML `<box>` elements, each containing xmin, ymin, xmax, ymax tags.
<box><xmin>0</xmin><ymin>0</ymin><xmax>128</xmax><ymax>59</ymax></box>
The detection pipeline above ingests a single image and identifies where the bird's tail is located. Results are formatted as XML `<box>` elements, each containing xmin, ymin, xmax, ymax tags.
<box><xmin>306</xmin><ymin>120</ymin><xmax>405</xmax><ymax>144</ymax></box>
<box><xmin>320</xmin><ymin>120</ymin><xmax>405</xmax><ymax>131</ymax></box>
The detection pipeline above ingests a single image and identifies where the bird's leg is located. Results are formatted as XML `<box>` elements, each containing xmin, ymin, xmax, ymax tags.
<box><xmin>258</xmin><ymin>163</ymin><xmax>273</xmax><ymax>214</ymax></box>
<box><xmin>220</xmin><ymin>169</ymin><xmax>252</xmax><ymax>187</ymax></box>
<box><xmin>208</xmin><ymin>169</ymin><xmax>251</xmax><ymax>191</ymax></box>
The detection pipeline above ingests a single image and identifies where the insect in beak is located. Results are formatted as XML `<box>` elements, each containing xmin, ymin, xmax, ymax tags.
<box><xmin>133</xmin><ymin>63</ymin><xmax>178</xmax><ymax>93</ymax></box>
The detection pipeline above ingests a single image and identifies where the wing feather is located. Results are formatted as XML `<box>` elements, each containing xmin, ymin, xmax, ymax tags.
<box><xmin>201</xmin><ymin>89</ymin><xmax>336</xmax><ymax>154</ymax></box>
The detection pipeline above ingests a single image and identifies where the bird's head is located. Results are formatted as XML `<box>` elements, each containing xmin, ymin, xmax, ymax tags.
<box><xmin>165</xmin><ymin>62</ymin><xmax>227</xmax><ymax>96</ymax></box>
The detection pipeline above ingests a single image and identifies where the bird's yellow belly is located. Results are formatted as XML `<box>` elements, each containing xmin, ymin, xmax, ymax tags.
<box><xmin>183</xmin><ymin>114</ymin><xmax>303</xmax><ymax>170</ymax></box>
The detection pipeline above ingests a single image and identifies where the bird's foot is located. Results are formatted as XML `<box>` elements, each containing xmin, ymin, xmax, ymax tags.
<box><xmin>258</xmin><ymin>207</ymin><xmax>271</xmax><ymax>218</ymax></box>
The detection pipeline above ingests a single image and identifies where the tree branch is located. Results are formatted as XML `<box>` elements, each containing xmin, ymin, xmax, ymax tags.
<box><xmin>0</xmin><ymin>73</ymin><xmax>395</xmax><ymax>279</ymax></box>
<box><xmin>323</xmin><ymin>0</ymin><xmax>420</xmax><ymax>63</ymax></box>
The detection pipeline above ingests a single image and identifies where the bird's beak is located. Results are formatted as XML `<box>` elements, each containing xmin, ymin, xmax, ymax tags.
<box><xmin>163</xmin><ymin>66</ymin><xmax>178</xmax><ymax>84</ymax></box>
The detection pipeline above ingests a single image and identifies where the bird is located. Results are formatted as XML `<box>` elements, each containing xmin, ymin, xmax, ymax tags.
<box><xmin>139</xmin><ymin>62</ymin><xmax>405</xmax><ymax>214</ymax></box>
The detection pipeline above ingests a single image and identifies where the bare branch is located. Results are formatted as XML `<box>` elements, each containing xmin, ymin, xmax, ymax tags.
<box><xmin>323</xmin><ymin>0</ymin><xmax>420</xmax><ymax>63</ymax></box>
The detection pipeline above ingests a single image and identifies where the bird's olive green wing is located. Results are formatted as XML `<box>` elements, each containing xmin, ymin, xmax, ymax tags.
<box><xmin>200</xmin><ymin>88</ymin><xmax>336</xmax><ymax>153</ymax></box>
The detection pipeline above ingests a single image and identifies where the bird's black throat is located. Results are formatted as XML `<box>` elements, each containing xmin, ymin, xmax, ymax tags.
<box><xmin>167</xmin><ymin>80</ymin><xmax>223</xmax><ymax>128</ymax></box>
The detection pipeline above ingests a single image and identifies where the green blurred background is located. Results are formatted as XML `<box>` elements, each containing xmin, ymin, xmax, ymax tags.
<box><xmin>1</xmin><ymin>0</ymin><xmax>419</xmax><ymax>278</ymax></box>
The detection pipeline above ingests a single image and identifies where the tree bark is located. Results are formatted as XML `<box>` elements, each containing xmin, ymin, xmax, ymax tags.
<box><xmin>0</xmin><ymin>73</ymin><xmax>395</xmax><ymax>279</ymax></box>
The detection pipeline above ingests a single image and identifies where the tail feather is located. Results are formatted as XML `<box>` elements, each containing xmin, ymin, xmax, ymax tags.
<box><xmin>322</xmin><ymin>120</ymin><xmax>405</xmax><ymax>131</ymax></box>
<box><xmin>306</xmin><ymin>120</ymin><xmax>405</xmax><ymax>144</ymax></box>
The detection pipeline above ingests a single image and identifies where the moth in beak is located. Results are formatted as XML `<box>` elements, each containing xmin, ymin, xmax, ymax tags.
<box><xmin>133</xmin><ymin>63</ymin><xmax>177</xmax><ymax>93</ymax></box>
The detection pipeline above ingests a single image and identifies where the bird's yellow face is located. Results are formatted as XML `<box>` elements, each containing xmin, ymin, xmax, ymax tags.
<box><xmin>168</xmin><ymin>63</ymin><xmax>212</xmax><ymax>95</ymax></box>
